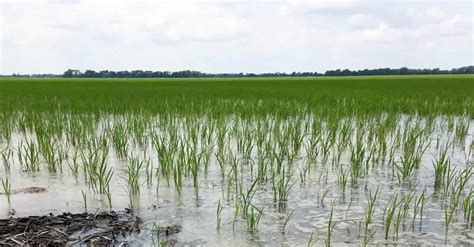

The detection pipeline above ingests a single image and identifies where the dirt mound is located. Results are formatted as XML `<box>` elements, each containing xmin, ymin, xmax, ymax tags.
<box><xmin>0</xmin><ymin>211</ymin><xmax>139</xmax><ymax>246</ymax></box>
<box><xmin>0</xmin><ymin>187</ymin><xmax>47</xmax><ymax>195</ymax></box>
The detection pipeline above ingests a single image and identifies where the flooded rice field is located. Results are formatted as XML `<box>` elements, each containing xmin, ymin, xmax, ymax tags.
<box><xmin>0</xmin><ymin>114</ymin><xmax>473</xmax><ymax>245</ymax></box>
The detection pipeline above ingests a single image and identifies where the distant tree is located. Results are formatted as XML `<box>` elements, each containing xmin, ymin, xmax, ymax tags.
<box><xmin>51</xmin><ymin>66</ymin><xmax>474</xmax><ymax>78</ymax></box>
<box><xmin>63</xmin><ymin>69</ymin><xmax>74</xmax><ymax>78</ymax></box>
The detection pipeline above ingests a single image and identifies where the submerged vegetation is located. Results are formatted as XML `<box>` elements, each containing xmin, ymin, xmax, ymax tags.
<box><xmin>0</xmin><ymin>75</ymin><xmax>473</xmax><ymax>245</ymax></box>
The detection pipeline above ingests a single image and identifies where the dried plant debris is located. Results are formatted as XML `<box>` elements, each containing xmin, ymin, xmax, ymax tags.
<box><xmin>0</xmin><ymin>211</ymin><xmax>140</xmax><ymax>246</ymax></box>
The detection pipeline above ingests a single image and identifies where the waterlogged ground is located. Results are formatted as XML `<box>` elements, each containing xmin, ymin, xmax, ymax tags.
<box><xmin>0</xmin><ymin>115</ymin><xmax>473</xmax><ymax>246</ymax></box>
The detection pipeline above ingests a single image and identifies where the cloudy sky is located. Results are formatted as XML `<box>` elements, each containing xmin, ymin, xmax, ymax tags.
<box><xmin>0</xmin><ymin>0</ymin><xmax>472</xmax><ymax>74</ymax></box>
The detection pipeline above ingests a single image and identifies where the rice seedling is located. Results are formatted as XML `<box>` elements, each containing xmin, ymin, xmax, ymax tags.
<box><xmin>401</xmin><ymin>192</ymin><xmax>415</xmax><ymax>220</ymax></box>
<box><xmin>395</xmin><ymin>127</ymin><xmax>430</xmax><ymax>181</ymax></box>
<box><xmin>455</xmin><ymin>117</ymin><xmax>470</xmax><ymax>142</ymax></box>
<box><xmin>396</xmin><ymin>153</ymin><xmax>416</xmax><ymax>182</ymax></box>
<box><xmin>318</xmin><ymin>168</ymin><xmax>329</xmax><ymax>184</ymax></box>
<box><xmin>320</xmin><ymin>131</ymin><xmax>336</xmax><ymax>165</ymax></box>
<box><xmin>305</xmin><ymin>134</ymin><xmax>321</xmax><ymax>166</ymax></box>
<box><xmin>444</xmin><ymin>192</ymin><xmax>461</xmax><ymax>238</ymax></box>
<box><xmin>151</xmin><ymin>220</ymin><xmax>163</xmax><ymax>246</ymax></box>
<box><xmin>216</xmin><ymin>199</ymin><xmax>223</xmax><ymax>230</ymax></box>
<box><xmin>362</xmin><ymin>231</ymin><xmax>375</xmax><ymax>247</ymax></box>
<box><xmin>462</xmin><ymin>189</ymin><xmax>473</xmax><ymax>228</ymax></box>
<box><xmin>81</xmin><ymin>148</ymin><xmax>113</xmax><ymax>194</ymax></box>
<box><xmin>174</xmin><ymin>151</ymin><xmax>183</xmax><ymax>196</ymax></box>
<box><xmin>433</xmin><ymin>145</ymin><xmax>450</xmax><ymax>190</ymax></box>
<box><xmin>240</xmin><ymin>176</ymin><xmax>259</xmax><ymax>215</ymax></box>
<box><xmin>442</xmin><ymin>166</ymin><xmax>473</xmax><ymax>235</ymax></box>
<box><xmin>392</xmin><ymin>192</ymin><xmax>415</xmax><ymax>238</ymax></box>
<box><xmin>387</xmin><ymin>139</ymin><xmax>397</xmax><ymax>173</ymax></box>
<box><xmin>81</xmin><ymin>190</ymin><xmax>87</xmax><ymax>212</ymax></box>
<box><xmin>383</xmin><ymin>194</ymin><xmax>401</xmax><ymax>239</ymax></box>
<box><xmin>345</xmin><ymin>196</ymin><xmax>354</xmax><ymax>218</ymax></box>
<box><xmin>337</xmin><ymin>167</ymin><xmax>349</xmax><ymax>193</ymax></box>
<box><xmin>145</xmin><ymin>156</ymin><xmax>153</xmax><ymax>187</ymax></box>
<box><xmin>299</xmin><ymin>161</ymin><xmax>311</xmax><ymax>184</ymax></box>
<box><xmin>307</xmin><ymin>231</ymin><xmax>319</xmax><ymax>247</ymax></box>
<box><xmin>67</xmin><ymin>149</ymin><xmax>80</xmax><ymax>182</ymax></box>
<box><xmin>18</xmin><ymin>140</ymin><xmax>41</xmax><ymax>172</ymax></box>
<box><xmin>187</xmin><ymin>144</ymin><xmax>203</xmax><ymax>194</ymax></box>
<box><xmin>465</xmin><ymin>134</ymin><xmax>472</xmax><ymax>163</ymax></box>
<box><xmin>1</xmin><ymin>177</ymin><xmax>11</xmax><ymax>203</ymax></box>
<box><xmin>325</xmin><ymin>205</ymin><xmax>335</xmax><ymax>247</ymax></box>
<box><xmin>271</xmin><ymin>167</ymin><xmax>296</xmax><ymax>208</ymax></box>
<box><xmin>350</xmin><ymin>136</ymin><xmax>365</xmax><ymax>185</ymax></box>
<box><xmin>106</xmin><ymin>188</ymin><xmax>113</xmax><ymax>211</ymax></box>
<box><xmin>233</xmin><ymin>201</ymin><xmax>239</xmax><ymax>230</ymax></box>
<box><xmin>319</xmin><ymin>188</ymin><xmax>330</xmax><ymax>207</ymax></box>
<box><xmin>282</xmin><ymin>211</ymin><xmax>293</xmax><ymax>233</ymax></box>
<box><xmin>215</xmin><ymin>151</ymin><xmax>227</xmax><ymax>178</ymax></box>
<box><xmin>245</xmin><ymin>203</ymin><xmax>264</xmax><ymax>233</ymax></box>
<box><xmin>411</xmin><ymin>188</ymin><xmax>427</xmax><ymax>228</ymax></box>
<box><xmin>129</xmin><ymin>115</ymin><xmax>149</xmax><ymax>149</ymax></box>
<box><xmin>1</xmin><ymin>148</ymin><xmax>13</xmax><ymax>171</ymax></box>
<box><xmin>364</xmin><ymin>187</ymin><xmax>379</xmax><ymax>233</ymax></box>
<box><xmin>126</xmin><ymin>155</ymin><xmax>145</xmax><ymax>195</ymax></box>
<box><xmin>454</xmin><ymin>166</ymin><xmax>473</xmax><ymax>197</ymax></box>
<box><xmin>110</xmin><ymin>122</ymin><xmax>129</xmax><ymax>160</ymax></box>
<box><xmin>38</xmin><ymin>137</ymin><xmax>65</xmax><ymax>173</ymax></box>
<box><xmin>152</xmin><ymin>134</ymin><xmax>174</xmax><ymax>186</ymax></box>
<box><xmin>238</xmin><ymin>176</ymin><xmax>265</xmax><ymax>232</ymax></box>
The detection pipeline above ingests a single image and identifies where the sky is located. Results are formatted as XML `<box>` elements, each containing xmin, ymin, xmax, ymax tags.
<box><xmin>0</xmin><ymin>0</ymin><xmax>472</xmax><ymax>74</ymax></box>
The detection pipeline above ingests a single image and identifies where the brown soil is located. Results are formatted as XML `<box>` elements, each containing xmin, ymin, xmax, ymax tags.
<box><xmin>0</xmin><ymin>187</ymin><xmax>47</xmax><ymax>195</ymax></box>
<box><xmin>0</xmin><ymin>211</ymin><xmax>140</xmax><ymax>246</ymax></box>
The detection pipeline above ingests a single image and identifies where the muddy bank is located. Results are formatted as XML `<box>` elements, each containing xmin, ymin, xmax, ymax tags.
<box><xmin>0</xmin><ymin>187</ymin><xmax>47</xmax><ymax>195</ymax></box>
<box><xmin>0</xmin><ymin>211</ymin><xmax>139</xmax><ymax>246</ymax></box>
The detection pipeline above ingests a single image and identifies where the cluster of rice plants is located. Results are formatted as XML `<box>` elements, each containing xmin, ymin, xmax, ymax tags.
<box><xmin>0</xmin><ymin>75</ymin><xmax>473</xmax><ymax>245</ymax></box>
<box><xmin>17</xmin><ymin>140</ymin><xmax>40</xmax><ymax>172</ymax></box>
<box><xmin>125</xmin><ymin>155</ymin><xmax>146</xmax><ymax>195</ymax></box>
<box><xmin>1</xmin><ymin>148</ymin><xmax>13</xmax><ymax>171</ymax></box>
<box><xmin>81</xmin><ymin>147</ymin><xmax>113</xmax><ymax>194</ymax></box>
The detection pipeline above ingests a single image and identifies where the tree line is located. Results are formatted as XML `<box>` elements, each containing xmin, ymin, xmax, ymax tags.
<box><xmin>2</xmin><ymin>66</ymin><xmax>473</xmax><ymax>78</ymax></box>
<box><xmin>61</xmin><ymin>66</ymin><xmax>474</xmax><ymax>78</ymax></box>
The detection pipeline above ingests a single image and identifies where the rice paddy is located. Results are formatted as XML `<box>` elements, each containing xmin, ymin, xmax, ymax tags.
<box><xmin>0</xmin><ymin>75</ymin><xmax>473</xmax><ymax>245</ymax></box>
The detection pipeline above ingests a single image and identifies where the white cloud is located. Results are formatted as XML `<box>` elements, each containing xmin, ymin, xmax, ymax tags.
<box><xmin>0</xmin><ymin>0</ymin><xmax>472</xmax><ymax>74</ymax></box>
<box><xmin>406</xmin><ymin>6</ymin><xmax>446</xmax><ymax>22</ymax></box>
<box><xmin>348</xmin><ymin>14</ymin><xmax>383</xmax><ymax>29</ymax></box>
<box><xmin>280</xmin><ymin>0</ymin><xmax>358</xmax><ymax>15</ymax></box>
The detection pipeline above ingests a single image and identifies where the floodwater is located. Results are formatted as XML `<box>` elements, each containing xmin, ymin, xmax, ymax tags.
<box><xmin>0</xmin><ymin>117</ymin><xmax>473</xmax><ymax>246</ymax></box>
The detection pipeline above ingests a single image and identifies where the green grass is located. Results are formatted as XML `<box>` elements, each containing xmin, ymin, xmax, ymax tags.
<box><xmin>0</xmin><ymin>75</ymin><xmax>472</xmax><ymax>116</ymax></box>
